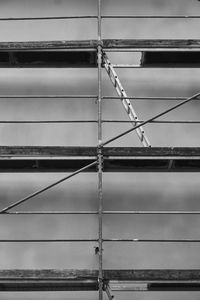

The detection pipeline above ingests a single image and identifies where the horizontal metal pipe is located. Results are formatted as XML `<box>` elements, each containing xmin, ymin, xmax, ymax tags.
<box><xmin>3</xmin><ymin>211</ymin><xmax>98</xmax><ymax>215</ymax></box>
<box><xmin>0</xmin><ymin>95</ymin><xmax>186</xmax><ymax>101</ymax></box>
<box><xmin>112</xmin><ymin>64</ymin><xmax>200</xmax><ymax>69</ymax></box>
<box><xmin>0</xmin><ymin>239</ymin><xmax>98</xmax><ymax>242</ymax></box>
<box><xmin>105</xmin><ymin>49</ymin><xmax>200</xmax><ymax>52</ymax></box>
<box><xmin>0</xmin><ymin>120</ymin><xmax>199</xmax><ymax>124</ymax></box>
<box><xmin>104</xmin><ymin>239</ymin><xmax>200</xmax><ymax>242</ymax></box>
<box><xmin>104</xmin><ymin>211</ymin><xmax>200</xmax><ymax>215</ymax></box>
<box><xmin>102</xmin><ymin>120</ymin><xmax>200</xmax><ymax>124</ymax></box>
<box><xmin>102</xmin><ymin>15</ymin><xmax>200</xmax><ymax>19</ymax></box>
<box><xmin>1</xmin><ymin>239</ymin><xmax>199</xmax><ymax>243</ymax></box>
<box><xmin>103</xmin><ymin>96</ymin><xmax>187</xmax><ymax>101</ymax></box>
<box><xmin>3</xmin><ymin>211</ymin><xmax>200</xmax><ymax>215</ymax></box>
<box><xmin>0</xmin><ymin>16</ymin><xmax>97</xmax><ymax>21</ymax></box>
<box><xmin>0</xmin><ymin>120</ymin><xmax>98</xmax><ymax>124</ymax></box>
<box><xmin>1</xmin><ymin>15</ymin><xmax>200</xmax><ymax>21</ymax></box>
<box><xmin>0</xmin><ymin>95</ymin><xmax>97</xmax><ymax>99</ymax></box>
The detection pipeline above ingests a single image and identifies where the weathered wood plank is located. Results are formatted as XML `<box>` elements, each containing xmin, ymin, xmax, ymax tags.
<box><xmin>0</xmin><ymin>269</ymin><xmax>199</xmax><ymax>292</ymax></box>
<box><xmin>103</xmin><ymin>147</ymin><xmax>200</xmax><ymax>157</ymax></box>
<box><xmin>0</xmin><ymin>40</ymin><xmax>97</xmax><ymax>50</ymax></box>
<box><xmin>1</xmin><ymin>146</ymin><xmax>200</xmax><ymax>157</ymax></box>
<box><xmin>0</xmin><ymin>146</ymin><xmax>97</xmax><ymax>157</ymax></box>
<box><xmin>104</xmin><ymin>269</ymin><xmax>200</xmax><ymax>281</ymax></box>
<box><xmin>0</xmin><ymin>269</ymin><xmax>199</xmax><ymax>281</ymax></box>
<box><xmin>0</xmin><ymin>147</ymin><xmax>200</xmax><ymax>172</ymax></box>
<box><xmin>1</xmin><ymin>40</ymin><xmax>200</xmax><ymax>51</ymax></box>
<box><xmin>0</xmin><ymin>269</ymin><xmax>98</xmax><ymax>291</ymax></box>
<box><xmin>0</xmin><ymin>269</ymin><xmax>98</xmax><ymax>279</ymax></box>
<box><xmin>103</xmin><ymin>39</ymin><xmax>200</xmax><ymax>49</ymax></box>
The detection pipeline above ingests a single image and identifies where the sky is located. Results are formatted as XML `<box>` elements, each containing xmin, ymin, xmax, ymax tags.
<box><xmin>1</xmin><ymin>1</ymin><xmax>200</xmax><ymax>300</ymax></box>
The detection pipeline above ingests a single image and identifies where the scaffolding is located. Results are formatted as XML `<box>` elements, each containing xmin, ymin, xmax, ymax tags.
<box><xmin>1</xmin><ymin>1</ymin><xmax>200</xmax><ymax>299</ymax></box>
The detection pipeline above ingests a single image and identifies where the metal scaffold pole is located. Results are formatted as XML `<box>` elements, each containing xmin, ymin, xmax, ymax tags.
<box><xmin>97</xmin><ymin>0</ymin><xmax>103</xmax><ymax>300</ymax></box>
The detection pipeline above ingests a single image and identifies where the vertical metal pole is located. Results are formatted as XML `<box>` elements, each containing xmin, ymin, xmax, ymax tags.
<box><xmin>97</xmin><ymin>0</ymin><xmax>103</xmax><ymax>300</ymax></box>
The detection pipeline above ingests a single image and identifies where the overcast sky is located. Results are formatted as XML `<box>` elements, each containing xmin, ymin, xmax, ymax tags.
<box><xmin>1</xmin><ymin>1</ymin><xmax>200</xmax><ymax>300</ymax></box>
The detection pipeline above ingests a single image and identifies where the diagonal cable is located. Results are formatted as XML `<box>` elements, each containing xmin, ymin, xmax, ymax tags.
<box><xmin>102</xmin><ymin>91</ymin><xmax>200</xmax><ymax>146</ymax></box>
<box><xmin>0</xmin><ymin>161</ymin><xmax>96</xmax><ymax>213</ymax></box>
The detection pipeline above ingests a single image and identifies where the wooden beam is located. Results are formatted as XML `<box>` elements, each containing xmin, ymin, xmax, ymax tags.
<box><xmin>1</xmin><ymin>146</ymin><xmax>200</xmax><ymax>157</ymax></box>
<box><xmin>103</xmin><ymin>39</ymin><xmax>200</xmax><ymax>50</ymax></box>
<box><xmin>0</xmin><ymin>147</ymin><xmax>200</xmax><ymax>172</ymax></box>
<box><xmin>104</xmin><ymin>269</ymin><xmax>200</xmax><ymax>281</ymax></box>
<box><xmin>1</xmin><ymin>40</ymin><xmax>200</xmax><ymax>51</ymax></box>
<box><xmin>0</xmin><ymin>146</ymin><xmax>97</xmax><ymax>157</ymax></box>
<box><xmin>0</xmin><ymin>269</ymin><xmax>199</xmax><ymax>292</ymax></box>
<box><xmin>0</xmin><ymin>40</ymin><xmax>97</xmax><ymax>50</ymax></box>
<box><xmin>0</xmin><ymin>269</ymin><xmax>98</xmax><ymax>291</ymax></box>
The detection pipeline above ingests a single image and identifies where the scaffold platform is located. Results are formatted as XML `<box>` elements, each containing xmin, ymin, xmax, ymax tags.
<box><xmin>0</xmin><ymin>147</ymin><xmax>200</xmax><ymax>172</ymax></box>
<box><xmin>0</xmin><ymin>269</ymin><xmax>199</xmax><ymax>292</ymax></box>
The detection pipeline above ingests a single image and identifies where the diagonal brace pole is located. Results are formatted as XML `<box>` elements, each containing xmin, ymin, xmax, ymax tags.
<box><xmin>105</xmin><ymin>284</ymin><xmax>115</xmax><ymax>300</ymax></box>
<box><xmin>103</xmin><ymin>52</ymin><xmax>151</xmax><ymax>147</ymax></box>
<box><xmin>0</xmin><ymin>161</ymin><xmax>97</xmax><ymax>213</ymax></box>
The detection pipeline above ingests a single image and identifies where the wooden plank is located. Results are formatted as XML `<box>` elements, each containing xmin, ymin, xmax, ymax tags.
<box><xmin>0</xmin><ymin>269</ymin><xmax>199</xmax><ymax>292</ymax></box>
<box><xmin>0</xmin><ymin>40</ymin><xmax>97</xmax><ymax>50</ymax></box>
<box><xmin>0</xmin><ymin>146</ymin><xmax>97</xmax><ymax>157</ymax></box>
<box><xmin>104</xmin><ymin>269</ymin><xmax>200</xmax><ymax>281</ymax></box>
<box><xmin>0</xmin><ymin>51</ymin><xmax>97</xmax><ymax>68</ymax></box>
<box><xmin>1</xmin><ymin>40</ymin><xmax>200</xmax><ymax>51</ymax></box>
<box><xmin>103</xmin><ymin>147</ymin><xmax>200</xmax><ymax>157</ymax></box>
<box><xmin>0</xmin><ymin>147</ymin><xmax>200</xmax><ymax>172</ymax></box>
<box><xmin>0</xmin><ymin>269</ymin><xmax>98</xmax><ymax>291</ymax></box>
<box><xmin>1</xmin><ymin>146</ymin><xmax>200</xmax><ymax>157</ymax></box>
<box><xmin>0</xmin><ymin>269</ymin><xmax>98</xmax><ymax>279</ymax></box>
<box><xmin>103</xmin><ymin>39</ymin><xmax>200</xmax><ymax>49</ymax></box>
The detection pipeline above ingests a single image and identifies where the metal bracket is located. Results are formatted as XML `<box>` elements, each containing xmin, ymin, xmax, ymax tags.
<box><xmin>103</xmin><ymin>52</ymin><xmax>151</xmax><ymax>147</ymax></box>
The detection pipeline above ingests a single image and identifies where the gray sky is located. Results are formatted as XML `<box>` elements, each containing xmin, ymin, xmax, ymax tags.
<box><xmin>1</xmin><ymin>1</ymin><xmax>200</xmax><ymax>300</ymax></box>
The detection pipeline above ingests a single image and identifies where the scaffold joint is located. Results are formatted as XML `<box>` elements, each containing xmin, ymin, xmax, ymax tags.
<box><xmin>97</xmin><ymin>40</ymin><xmax>103</xmax><ymax>47</ymax></box>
